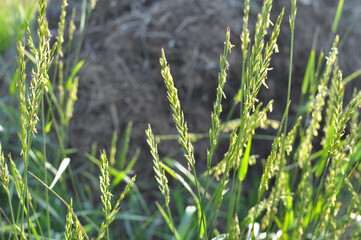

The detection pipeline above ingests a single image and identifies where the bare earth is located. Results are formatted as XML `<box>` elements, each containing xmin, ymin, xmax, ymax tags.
<box><xmin>65</xmin><ymin>0</ymin><xmax>361</xmax><ymax>175</ymax></box>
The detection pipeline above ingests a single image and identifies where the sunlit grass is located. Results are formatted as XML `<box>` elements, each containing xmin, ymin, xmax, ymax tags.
<box><xmin>0</xmin><ymin>0</ymin><xmax>361</xmax><ymax>239</ymax></box>
<box><xmin>0</xmin><ymin>0</ymin><xmax>37</xmax><ymax>52</ymax></box>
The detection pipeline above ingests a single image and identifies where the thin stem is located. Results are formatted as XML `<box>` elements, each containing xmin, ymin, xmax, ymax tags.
<box><xmin>41</xmin><ymin>96</ymin><xmax>51</xmax><ymax>239</ymax></box>
<box><xmin>266</xmin><ymin>1</ymin><xmax>296</xmax><ymax>236</ymax></box>
<box><xmin>303</xmin><ymin>153</ymin><xmax>330</xmax><ymax>237</ymax></box>
<box><xmin>191</xmin><ymin>166</ymin><xmax>208</xmax><ymax>240</ymax></box>
<box><xmin>6</xmin><ymin>191</ymin><xmax>18</xmax><ymax>240</ymax></box>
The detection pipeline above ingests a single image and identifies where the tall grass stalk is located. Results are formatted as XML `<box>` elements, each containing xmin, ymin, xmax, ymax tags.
<box><xmin>159</xmin><ymin>48</ymin><xmax>208</xmax><ymax>238</ymax></box>
<box><xmin>16</xmin><ymin>0</ymin><xmax>54</xmax><ymax>237</ymax></box>
<box><xmin>265</xmin><ymin>0</ymin><xmax>297</xmax><ymax>236</ymax></box>
<box><xmin>148</xmin><ymin>0</ymin><xmax>361</xmax><ymax>239</ymax></box>
<box><xmin>146</xmin><ymin>126</ymin><xmax>179</xmax><ymax>239</ymax></box>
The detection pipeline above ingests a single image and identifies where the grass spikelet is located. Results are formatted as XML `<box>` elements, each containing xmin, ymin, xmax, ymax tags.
<box><xmin>322</xmin><ymin>63</ymin><xmax>341</xmax><ymax>149</ymax></box>
<box><xmin>69</xmin><ymin>8</ymin><xmax>76</xmax><ymax>42</ymax></box>
<box><xmin>0</xmin><ymin>144</ymin><xmax>9</xmax><ymax>192</ymax></box>
<box><xmin>0</xmin><ymin>145</ymin><xmax>18</xmax><ymax>239</ymax></box>
<box><xmin>146</xmin><ymin>125</ymin><xmax>170</xmax><ymax>206</ymax></box>
<box><xmin>207</xmin><ymin>27</ymin><xmax>233</xmax><ymax>168</ymax></box>
<box><xmin>246</xmin><ymin>101</ymin><xmax>274</xmax><ymax>137</ymax></box>
<box><xmin>160</xmin><ymin>49</ymin><xmax>195</xmax><ymax>167</ymax></box>
<box><xmin>344</xmin><ymin>178</ymin><xmax>361</xmax><ymax>237</ymax></box>
<box><xmin>234</xmin><ymin>0</ymin><xmax>250</xmax><ymax>108</ymax></box>
<box><xmin>258</xmin><ymin>103</ymin><xmax>290</xmax><ymax>199</ymax></box>
<box><xmin>242</xmin><ymin>193</ymin><xmax>285</xmax><ymax>227</ymax></box>
<box><xmin>259</xmin><ymin>8</ymin><xmax>284</xmax><ymax>90</ymax></box>
<box><xmin>57</xmin><ymin>0</ymin><xmax>67</xmax><ymax>56</ymax></box>
<box><xmin>16</xmin><ymin>1</ymin><xmax>56</xmax><ymax>234</ymax></box>
<box><xmin>100</xmin><ymin>150</ymin><xmax>112</xmax><ymax>216</ymax></box>
<box><xmin>202</xmin><ymin>29</ymin><xmax>233</xmax><ymax>237</ymax></box>
<box><xmin>9</xmin><ymin>156</ymin><xmax>29</xmax><ymax>202</ymax></box>
<box><xmin>210</xmin><ymin>100</ymin><xmax>273</xmax><ymax>179</ymax></box>
<box><xmin>259</xmin><ymin>133</ymin><xmax>281</xmax><ymax>198</ymax></box>
<box><xmin>64</xmin><ymin>199</ymin><xmax>74</xmax><ymax>240</ymax></box>
<box><xmin>315</xmin><ymin>87</ymin><xmax>361</xmax><ymax>238</ymax></box>
<box><xmin>99</xmin><ymin>150</ymin><xmax>112</xmax><ymax>239</ymax></box>
<box><xmin>160</xmin><ymin>48</ymin><xmax>207</xmax><ymax>238</ymax></box>
<box><xmin>284</xmin><ymin>116</ymin><xmax>302</xmax><ymax>156</ymax></box>
<box><xmin>146</xmin><ymin>125</ymin><xmax>179</xmax><ymax>238</ymax></box>
<box><xmin>241</xmin><ymin>0</ymin><xmax>250</xmax><ymax>59</ymax></box>
<box><xmin>230</xmin><ymin>214</ymin><xmax>241</xmax><ymax>240</ymax></box>
<box><xmin>109</xmin><ymin>131</ymin><xmax>118</xmax><ymax>166</ymax></box>
<box><xmin>292</xmin><ymin>38</ymin><xmax>339</xmax><ymax>233</ymax></box>
<box><xmin>65</xmin><ymin>76</ymin><xmax>79</xmax><ymax>125</ymax></box>
<box><xmin>115</xmin><ymin>175</ymin><xmax>136</xmax><ymax>206</ymax></box>
<box><xmin>244</xmin><ymin>0</ymin><xmax>275</xmax><ymax>114</ymax></box>
<box><xmin>74</xmin><ymin>218</ymin><xmax>85</xmax><ymax>240</ymax></box>
<box><xmin>297</xmin><ymin>36</ymin><xmax>339</xmax><ymax>168</ymax></box>
<box><xmin>350</xmin><ymin>89</ymin><xmax>359</xmax><ymax>130</ymax></box>
<box><xmin>25</xmin><ymin>0</ymin><xmax>53</xmax><ymax>136</ymax></box>
<box><xmin>293</xmin><ymin>42</ymin><xmax>340</xmax><ymax>233</ymax></box>
<box><xmin>97</xmin><ymin>175</ymin><xmax>136</xmax><ymax>240</ymax></box>
<box><xmin>289</xmin><ymin>0</ymin><xmax>297</xmax><ymax>33</ymax></box>
<box><xmin>16</xmin><ymin>42</ymin><xmax>27</xmax><ymax>156</ymax></box>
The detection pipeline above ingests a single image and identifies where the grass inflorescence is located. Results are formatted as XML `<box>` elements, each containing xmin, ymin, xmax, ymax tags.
<box><xmin>0</xmin><ymin>0</ymin><xmax>361</xmax><ymax>239</ymax></box>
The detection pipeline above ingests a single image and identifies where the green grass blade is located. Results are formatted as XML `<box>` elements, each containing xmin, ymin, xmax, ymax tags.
<box><xmin>66</xmin><ymin>60</ymin><xmax>84</xmax><ymax>90</ymax></box>
<box><xmin>343</xmin><ymin>68</ymin><xmax>361</xmax><ymax>85</ymax></box>
<box><xmin>109</xmin><ymin>131</ymin><xmax>118</xmax><ymax>167</ymax></box>
<box><xmin>30</xmin><ymin>192</ymin><xmax>62</xmax><ymax>223</ymax></box>
<box><xmin>177</xmin><ymin>206</ymin><xmax>196</xmax><ymax>239</ymax></box>
<box><xmin>111</xmin><ymin>148</ymin><xmax>140</xmax><ymax>190</ymax></box>
<box><xmin>49</xmin><ymin>157</ymin><xmax>70</xmax><ymax>189</ymax></box>
<box><xmin>118</xmin><ymin>122</ymin><xmax>133</xmax><ymax>170</ymax></box>
<box><xmin>161</xmin><ymin>162</ymin><xmax>198</xmax><ymax>203</ymax></box>
<box><xmin>301</xmin><ymin>50</ymin><xmax>315</xmax><ymax>95</ymax></box>
<box><xmin>332</xmin><ymin>0</ymin><xmax>344</xmax><ymax>33</ymax></box>
<box><xmin>155</xmin><ymin>202</ymin><xmax>181</xmax><ymax>240</ymax></box>
<box><xmin>238</xmin><ymin>135</ymin><xmax>252</xmax><ymax>181</ymax></box>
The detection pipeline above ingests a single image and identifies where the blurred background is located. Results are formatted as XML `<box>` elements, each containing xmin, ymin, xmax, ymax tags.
<box><xmin>68</xmin><ymin>0</ymin><xmax>361</xmax><ymax>168</ymax></box>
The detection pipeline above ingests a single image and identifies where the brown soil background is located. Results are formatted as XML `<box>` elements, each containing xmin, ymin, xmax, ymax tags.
<box><xmin>49</xmin><ymin>0</ymin><xmax>361</xmax><ymax>178</ymax></box>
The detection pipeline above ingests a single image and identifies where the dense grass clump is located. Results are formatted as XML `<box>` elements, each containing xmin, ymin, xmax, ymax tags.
<box><xmin>1</xmin><ymin>0</ymin><xmax>361</xmax><ymax>239</ymax></box>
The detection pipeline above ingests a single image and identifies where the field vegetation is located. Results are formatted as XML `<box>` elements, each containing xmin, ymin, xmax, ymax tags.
<box><xmin>1</xmin><ymin>0</ymin><xmax>361</xmax><ymax>239</ymax></box>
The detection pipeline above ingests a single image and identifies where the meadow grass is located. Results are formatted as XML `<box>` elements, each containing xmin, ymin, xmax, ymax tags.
<box><xmin>0</xmin><ymin>0</ymin><xmax>361</xmax><ymax>239</ymax></box>
<box><xmin>0</xmin><ymin>0</ymin><xmax>37</xmax><ymax>53</ymax></box>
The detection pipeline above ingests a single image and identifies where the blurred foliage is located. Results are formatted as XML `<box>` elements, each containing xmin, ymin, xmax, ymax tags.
<box><xmin>0</xmin><ymin>0</ymin><xmax>37</xmax><ymax>52</ymax></box>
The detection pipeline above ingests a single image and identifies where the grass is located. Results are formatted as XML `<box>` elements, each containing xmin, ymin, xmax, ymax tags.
<box><xmin>0</xmin><ymin>0</ymin><xmax>37</xmax><ymax>53</ymax></box>
<box><xmin>0</xmin><ymin>0</ymin><xmax>361</xmax><ymax>239</ymax></box>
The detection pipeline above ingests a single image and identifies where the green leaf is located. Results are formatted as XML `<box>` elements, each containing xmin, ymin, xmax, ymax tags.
<box><xmin>301</xmin><ymin>50</ymin><xmax>315</xmax><ymax>95</ymax></box>
<box><xmin>31</xmin><ymin>191</ymin><xmax>63</xmax><ymax>223</ymax></box>
<box><xmin>177</xmin><ymin>205</ymin><xmax>196</xmax><ymax>239</ymax></box>
<box><xmin>9</xmin><ymin>72</ymin><xmax>17</xmax><ymax>95</ymax></box>
<box><xmin>239</xmin><ymin>135</ymin><xmax>252</xmax><ymax>181</ymax></box>
<box><xmin>161</xmin><ymin>162</ymin><xmax>197</xmax><ymax>201</ymax></box>
<box><xmin>211</xmin><ymin>234</ymin><xmax>228</xmax><ymax>240</ymax></box>
<box><xmin>50</xmin><ymin>157</ymin><xmax>70</xmax><ymax>189</ymax></box>
<box><xmin>118</xmin><ymin>122</ymin><xmax>133</xmax><ymax>170</ymax></box>
<box><xmin>343</xmin><ymin>68</ymin><xmax>361</xmax><ymax>85</ymax></box>
<box><xmin>332</xmin><ymin>0</ymin><xmax>344</xmax><ymax>33</ymax></box>
<box><xmin>44</xmin><ymin>120</ymin><xmax>52</xmax><ymax>133</ymax></box>
<box><xmin>155</xmin><ymin>201</ymin><xmax>181</xmax><ymax>239</ymax></box>
<box><xmin>111</xmin><ymin>148</ymin><xmax>140</xmax><ymax>190</ymax></box>
<box><xmin>66</xmin><ymin>60</ymin><xmax>84</xmax><ymax>90</ymax></box>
